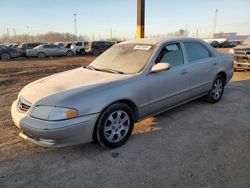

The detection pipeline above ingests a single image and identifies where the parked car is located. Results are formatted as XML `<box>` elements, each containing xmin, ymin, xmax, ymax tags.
<box><xmin>26</xmin><ymin>44</ymin><xmax>75</xmax><ymax>58</ymax></box>
<box><xmin>70</xmin><ymin>41</ymin><xmax>88</xmax><ymax>55</ymax></box>
<box><xmin>228</xmin><ymin>41</ymin><xmax>240</xmax><ymax>48</ymax></box>
<box><xmin>210</xmin><ymin>41</ymin><xmax>220</xmax><ymax>48</ymax></box>
<box><xmin>17</xmin><ymin>42</ymin><xmax>44</xmax><ymax>56</ymax></box>
<box><xmin>233</xmin><ymin>36</ymin><xmax>250</xmax><ymax>70</ymax></box>
<box><xmin>11</xmin><ymin>37</ymin><xmax>233</xmax><ymax>148</ymax></box>
<box><xmin>0</xmin><ymin>46</ymin><xmax>20</xmax><ymax>61</ymax></box>
<box><xmin>85</xmin><ymin>41</ymin><xmax>113</xmax><ymax>55</ymax></box>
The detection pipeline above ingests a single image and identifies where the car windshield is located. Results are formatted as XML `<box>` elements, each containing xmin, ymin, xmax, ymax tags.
<box><xmin>89</xmin><ymin>43</ymin><xmax>155</xmax><ymax>74</ymax></box>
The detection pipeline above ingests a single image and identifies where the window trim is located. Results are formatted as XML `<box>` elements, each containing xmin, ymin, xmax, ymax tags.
<box><xmin>154</xmin><ymin>42</ymin><xmax>185</xmax><ymax>69</ymax></box>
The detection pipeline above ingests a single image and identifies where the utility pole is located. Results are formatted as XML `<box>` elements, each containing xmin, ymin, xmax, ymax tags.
<box><xmin>73</xmin><ymin>13</ymin><xmax>77</xmax><ymax>40</ymax></box>
<box><xmin>213</xmin><ymin>9</ymin><xmax>218</xmax><ymax>36</ymax></box>
<box><xmin>185</xmin><ymin>24</ymin><xmax>188</xmax><ymax>37</ymax></box>
<box><xmin>6</xmin><ymin>28</ymin><xmax>10</xmax><ymax>41</ymax></box>
<box><xmin>110</xmin><ymin>28</ymin><xmax>113</xmax><ymax>40</ymax></box>
<box><xmin>13</xmin><ymin>28</ymin><xmax>16</xmax><ymax>36</ymax></box>
<box><xmin>136</xmin><ymin>0</ymin><xmax>145</xmax><ymax>39</ymax></box>
<box><xmin>26</xmin><ymin>26</ymin><xmax>29</xmax><ymax>35</ymax></box>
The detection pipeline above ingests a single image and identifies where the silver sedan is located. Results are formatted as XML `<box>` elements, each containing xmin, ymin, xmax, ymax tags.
<box><xmin>26</xmin><ymin>44</ymin><xmax>75</xmax><ymax>58</ymax></box>
<box><xmin>11</xmin><ymin>37</ymin><xmax>233</xmax><ymax>148</ymax></box>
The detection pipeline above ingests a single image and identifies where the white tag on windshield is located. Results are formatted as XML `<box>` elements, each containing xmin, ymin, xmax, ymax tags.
<box><xmin>134</xmin><ymin>45</ymin><xmax>152</xmax><ymax>50</ymax></box>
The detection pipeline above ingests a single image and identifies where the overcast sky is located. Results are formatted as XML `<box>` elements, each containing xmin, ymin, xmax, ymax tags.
<box><xmin>0</xmin><ymin>0</ymin><xmax>249</xmax><ymax>39</ymax></box>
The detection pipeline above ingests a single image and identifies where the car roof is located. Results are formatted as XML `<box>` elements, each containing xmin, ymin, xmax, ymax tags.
<box><xmin>121</xmin><ymin>37</ymin><xmax>204</xmax><ymax>46</ymax></box>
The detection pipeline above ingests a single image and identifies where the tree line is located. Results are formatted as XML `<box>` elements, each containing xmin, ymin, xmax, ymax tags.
<box><xmin>0</xmin><ymin>32</ymin><xmax>86</xmax><ymax>43</ymax></box>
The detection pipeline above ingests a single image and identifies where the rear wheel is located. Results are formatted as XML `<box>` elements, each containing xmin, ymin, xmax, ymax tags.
<box><xmin>66</xmin><ymin>50</ymin><xmax>74</xmax><ymax>57</ymax></box>
<box><xmin>93</xmin><ymin>49</ymin><xmax>100</xmax><ymax>56</ymax></box>
<box><xmin>1</xmin><ymin>53</ymin><xmax>11</xmax><ymax>61</ymax></box>
<box><xmin>95</xmin><ymin>103</ymin><xmax>135</xmax><ymax>148</ymax></box>
<box><xmin>205</xmin><ymin>75</ymin><xmax>225</xmax><ymax>103</ymax></box>
<box><xmin>79</xmin><ymin>49</ymin><xmax>85</xmax><ymax>55</ymax></box>
<box><xmin>38</xmin><ymin>52</ymin><xmax>46</xmax><ymax>58</ymax></box>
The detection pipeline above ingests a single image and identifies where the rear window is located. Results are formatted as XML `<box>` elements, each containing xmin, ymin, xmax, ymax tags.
<box><xmin>184</xmin><ymin>42</ymin><xmax>211</xmax><ymax>62</ymax></box>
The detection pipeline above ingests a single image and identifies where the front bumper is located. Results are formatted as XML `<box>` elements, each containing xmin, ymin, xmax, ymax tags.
<box><xmin>11</xmin><ymin>100</ymin><xmax>99</xmax><ymax>147</ymax></box>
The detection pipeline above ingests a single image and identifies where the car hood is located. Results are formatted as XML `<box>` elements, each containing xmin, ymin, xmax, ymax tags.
<box><xmin>20</xmin><ymin>67</ymin><xmax>132</xmax><ymax>104</ymax></box>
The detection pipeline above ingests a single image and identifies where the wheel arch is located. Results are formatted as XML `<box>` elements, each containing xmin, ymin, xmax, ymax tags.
<box><xmin>217</xmin><ymin>71</ymin><xmax>227</xmax><ymax>84</ymax></box>
<box><xmin>92</xmin><ymin>99</ymin><xmax>139</xmax><ymax>140</ymax></box>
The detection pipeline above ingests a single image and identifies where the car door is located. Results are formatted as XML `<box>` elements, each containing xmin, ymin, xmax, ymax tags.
<box><xmin>56</xmin><ymin>45</ymin><xmax>66</xmax><ymax>56</ymax></box>
<box><xmin>98</xmin><ymin>42</ymin><xmax>106</xmax><ymax>52</ymax></box>
<box><xmin>183</xmin><ymin>41</ymin><xmax>217</xmax><ymax>98</ymax></box>
<box><xmin>147</xmin><ymin>42</ymin><xmax>190</xmax><ymax>114</ymax></box>
<box><xmin>41</xmin><ymin>45</ymin><xmax>50</xmax><ymax>56</ymax></box>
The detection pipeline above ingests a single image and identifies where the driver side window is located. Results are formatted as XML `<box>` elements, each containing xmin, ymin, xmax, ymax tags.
<box><xmin>156</xmin><ymin>43</ymin><xmax>184</xmax><ymax>68</ymax></box>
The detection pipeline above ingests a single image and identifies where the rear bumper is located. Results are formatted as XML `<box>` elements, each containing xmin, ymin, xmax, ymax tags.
<box><xmin>11</xmin><ymin>100</ymin><xmax>99</xmax><ymax>147</ymax></box>
<box><xmin>233</xmin><ymin>61</ymin><xmax>250</xmax><ymax>70</ymax></box>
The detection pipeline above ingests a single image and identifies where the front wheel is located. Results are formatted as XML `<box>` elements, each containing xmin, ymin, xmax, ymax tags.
<box><xmin>1</xmin><ymin>53</ymin><xmax>11</xmax><ymax>61</ymax></box>
<box><xmin>205</xmin><ymin>75</ymin><xmax>225</xmax><ymax>103</ymax></box>
<box><xmin>95</xmin><ymin>103</ymin><xmax>135</xmax><ymax>148</ymax></box>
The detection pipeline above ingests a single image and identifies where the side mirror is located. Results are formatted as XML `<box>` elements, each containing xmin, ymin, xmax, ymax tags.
<box><xmin>151</xmin><ymin>63</ymin><xmax>171</xmax><ymax>73</ymax></box>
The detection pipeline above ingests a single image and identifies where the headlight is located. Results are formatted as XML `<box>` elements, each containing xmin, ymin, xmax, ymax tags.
<box><xmin>30</xmin><ymin>106</ymin><xmax>78</xmax><ymax>121</ymax></box>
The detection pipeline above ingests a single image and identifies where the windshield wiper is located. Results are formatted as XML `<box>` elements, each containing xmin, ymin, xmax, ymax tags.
<box><xmin>97</xmin><ymin>68</ymin><xmax>124</xmax><ymax>74</ymax></box>
<box><xmin>84</xmin><ymin>65</ymin><xmax>124</xmax><ymax>74</ymax></box>
<box><xmin>83</xmin><ymin>65</ymin><xmax>98</xmax><ymax>71</ymax></box>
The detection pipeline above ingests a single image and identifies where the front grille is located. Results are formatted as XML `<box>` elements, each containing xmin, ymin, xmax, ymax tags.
<box><xmin>18</xmin><ymin>97</ymin><xmax>32</xmax><ymax>112</ymax></box>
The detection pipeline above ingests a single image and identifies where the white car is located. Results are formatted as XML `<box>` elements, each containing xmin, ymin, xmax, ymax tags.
<box><xmin>70</xmin><ymin>41</ymin><xmax>88</xmax><ymax>55</ymax></box>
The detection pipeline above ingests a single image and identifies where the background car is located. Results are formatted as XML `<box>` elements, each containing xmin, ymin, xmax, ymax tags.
<box><xmin>85</xmin><ymin>41</ymin><xmax>113</xmax><ymax>55</ymax></box>
<box><xmin>70</xmin><ymin>41</ymin><xmax>88</xmax><ymax>55</ymax></box>
<box><xmin>26</xmin><ymin>44</ymin><xmax>75</xmax><ymax>58</ymax></box>
<box><xmin>0</xmin><ymin>46</ymin><xmax>20</xmax><ymax>61</ymax></box>
<box><xmin>17</xmin><ymin>42</ymin><xmax>44</xmax><ymax>56</ymax></box>
<box><xmin>233</xmin><ymin>36</ymin><xmax>250</xmax><ymax>70</ymax></box>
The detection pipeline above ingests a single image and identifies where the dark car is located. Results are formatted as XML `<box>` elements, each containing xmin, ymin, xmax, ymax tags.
<box><xmin>0</xmin><ymin>46</ymin><xmax>20</xmax><ymax>61</ymax></box>
<box><xmin>17</xmin><ymin>42</ymin><xmax>44</xmax><ymax>56</ymax></box>
<box><xmin>86</xmin><ymin>41</ymin><xmax>113</xmax><ymax>55</ymax></box>
<box><xmin>210</xmin><ymin>41</ymin><xmax>220</xmax><ymax>48</ymax></box>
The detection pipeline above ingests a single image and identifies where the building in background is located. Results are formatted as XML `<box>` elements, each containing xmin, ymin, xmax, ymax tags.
<box><xmin>213</xmin><ymin>32</ymin><xmax>248</xmax><ymax>43</ymax></box>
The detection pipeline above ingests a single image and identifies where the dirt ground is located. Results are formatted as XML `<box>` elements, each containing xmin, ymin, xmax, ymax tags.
<box><xmin>0</xmin><ymin>55</ymin><xmax>250</xmax><ymax>187</ymax></box>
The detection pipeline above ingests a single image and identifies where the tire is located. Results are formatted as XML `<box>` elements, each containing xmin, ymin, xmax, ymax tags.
<box><xmin>93</xmin><ymin>49</ymin><xmax>100</xmax><ymax>56</ymax></box>
<box><xmin>66</xmin><ymin>50</ymin><xmax>74</xmax><ymax>57</ymax></box>
<box><xmin>95</xmin><ymin>103</ymin><xmax>135</xmax><ymax>148</ymax></box>
<box><xmin>205</xmin><ymin>75</ymin><xmax>225</xmax><ymax>103</ymax></box>
<box><xmin>37</xmin><ymin>52</ymin><xmax>46</xmax><ymax>58</ymax></box>
<box><xmin>79</xmin><ymin>49</ymin><xmax>85</xmax><ymax>55</ymax></box>
<box><xmin>1</xmin><ymin>53</ymin><xmax>11</xmax><ymax>61</ymax></box>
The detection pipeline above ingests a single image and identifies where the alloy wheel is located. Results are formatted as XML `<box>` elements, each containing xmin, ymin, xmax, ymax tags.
<box><xmin>103</xmin><ymin>110</ymin><xmax>130</xmax><ymax>143</ymax></box>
